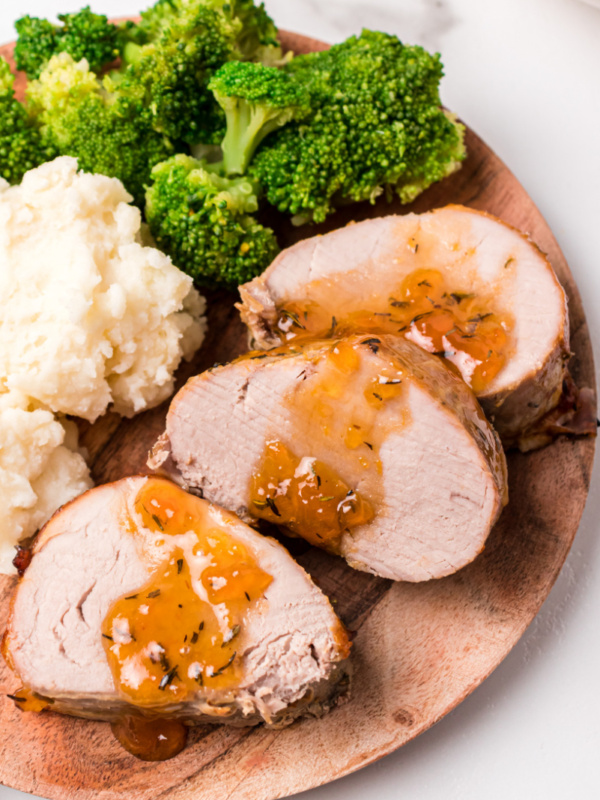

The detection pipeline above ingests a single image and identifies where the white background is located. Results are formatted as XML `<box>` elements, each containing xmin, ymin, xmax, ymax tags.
<box><xmin>1</xmin><ymin>1</ymin><xmax>599</xmax><ymax>798</ymax></box>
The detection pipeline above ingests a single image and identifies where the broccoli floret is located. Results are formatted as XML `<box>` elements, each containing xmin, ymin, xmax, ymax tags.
<box><xmin>117</xmin><ymin>0</ymin><xmax>286</xmax><ymax>146</ymax></box>
<box><xmin>250</xmin><ymin>30</ymin><xmax>466</xmax><ymax>224</ymax></box>
<box><xmin>27</xmin><ymin>54</ymin><xmax>174</xmax><ymax>205</ymax></box>
<box><xmin>145</xmin><ymin>153</ymin><xmax>279</xmax><ymax>288</ymax></box>
<box><xmin>209</xmin><ymin>61</ymin><xmax>310</xmax><ymax>176</ymax></box>
<box><xmin>0</xmin><ymin>57</ymin><xmax>57</xmax><ymax>184</ymax></box>
<box><xmin>13</xmin><ymin>17</ymin><xmax>58</xmax><ymax>79</ymax></box>
<box><xmin>14</xmin><ymin>7</ymin><xmax>122</xmax><ymax>79</ymax></box>
<box><xmin>117</xmin><ymin>3</ymin><xmax>235</xmax><ymax>145</ymax></box>
<box><xmin>232</xmin><ymin>0</ymin><xmax>284</xmax><ymax>64</ymax></box>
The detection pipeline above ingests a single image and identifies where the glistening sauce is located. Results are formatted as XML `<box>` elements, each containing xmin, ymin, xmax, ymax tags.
<box><xmin>248</xmin><ymin>337</ymin><xmax>408</xmax><ymax>551</ymax></box>
<box><xmin>100</xmin><ymin>478</ymin><xmax>272</xmax><ymax>759</ymax></box>
<box><xmin>272</xmin><ymin>267</ymin><xmax>513</xmax><ymax>395</ymax></box>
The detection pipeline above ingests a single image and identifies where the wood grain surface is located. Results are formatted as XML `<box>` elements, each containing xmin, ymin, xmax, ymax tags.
<box><xmin>0</xmin><ymin>30</ymin><xmax>596</xmax><ymax>800</ymax></box>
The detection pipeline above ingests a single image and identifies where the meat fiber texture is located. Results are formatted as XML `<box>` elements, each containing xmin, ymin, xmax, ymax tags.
<box><xmin>4</xmin><ymin>477</ymin><xmax>350</xmax><ymax>727</ymax></box>
<box><xmin>0</xmin><ymin>157</ymin><xmax>207</xmax><ymax>423</ymax></box>
<box><xmin>238</xmin><ymin>205</ymin><xmax>570</xmax><ymax>445</ymax></box>
<box><xmin>0</xmin><ymin>390</ymin><xmax>92</xmax><ymax>574</ymax></box>
<box><xmin>150</xmin><ymin>336</ymin><xmax>508</xmax><ymax>582</ymax></box>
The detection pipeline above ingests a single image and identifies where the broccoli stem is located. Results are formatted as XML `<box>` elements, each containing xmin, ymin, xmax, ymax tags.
<box><xmin>221</xmin><ymin>102</ymin><xmax>292</xmax><ymax>176</ymax></box>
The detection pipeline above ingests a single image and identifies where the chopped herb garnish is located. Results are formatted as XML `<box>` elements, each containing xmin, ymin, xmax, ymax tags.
<box><xmin>316</xmin><ymin>474</ymin><xmax>322</xmax><ymax>487</ymax></box>
<box><xmin>102</xmin><ymin>633</ymin><xmax>113</xmax><ymax>641</ymax></box>
<box><xmin>151</xmin><ymin>514</ymin><xmax>164</xmax><ymax>531</ymax></box>
<box><xmin>158</xmin><ymin>666</ymin><xmax>179</xmax><ymax>690</ymax></box>
<box><xmin>363</xmin><ymin>441</ymin><xmax>373</xmax><ymax>450</ymax></box>
<box><xmin>191</xmin><ymin>631</ymin><xmax>199</xmax><ymax>645</ymax></box>
<box><xmin>124</xmin><ymin>594</ymin><xmax>138</xmax><ymax>600</ymax></box>
<box><xmin>373</xmin><ymin>312</ymin><xmax>391</xmax><ymax>317</ymax></box>
<box><xmin>251</xmin><ymin>353</ymin><xmax>268</xmax><ymax>359</ymax></box>
<box><xmin>177</xmin><ymin>558</ymin><xmax>184</xmax><ymax>574</ymax></box>
<box><xmin>147</xmin><ymin>589</ymin><xmax>161</xmax><ymax>599</ymax></box>
<box><xmin>411</xmin><ymin>311</ymin><xmax>433</xmax><ymax>323</ymax></box>
<box><xmin>196</xmin><ymin>671</ymin><xmax>203</xmax><ymax>686</ymax></box>
<box><xmin>280</xmin><ymin>308</ymin><xmax>306</xmax><ymax>329</ymax></box>
<box><xmin>213</xmin><ymin>652</ymin><xmax>236</xmax><ymax>676</ymax></box>
<box><xmin>330</xmin><ymin>316</ymin><xmax>337</xmax><ymax>335</ymax></box>
<box><xmin>449</xmin><ymin>292</ymin><xmax>473</xmax><ymax>304</ymax></box>
<box><xmin>253</xmin><ymin>499</ymin><xmax>268</xmax><ymax>510</ymax></box>
<box><xmin>222</xmin><ymin>624</ymin><xmax>241</xmax><ymax>645</ymax></box>
<box><xmin>373</xmin><ymin>392</ymin><xmax>383</xmax><ymax>401</ymax></box>
<box><xmin>244</xmin><ymin>591</ymin><xmax>251</xmax><ymax>602</ymax></box>
<box><xmin>504</xmin><ymin>257</ymin><xmax>515</xmax><ymax>269</ymax></box>
<box><xmin>266</xmin><ymin>496</ymin><xmax>281</xmax><ymax>517</ymax></box>
<box><xmin>199</xmin><ymin>621</ymin><xmax>205</xmax><ymax>631</ymax></box>
<box><xmin>468</xmin><ymin>313</ymin><xmax>492</xmax><ymax>323</ymax></box>
<box><xmin>362</xmin><ymin>337</ymin><xmax>381</xmax><ymax>353</ymax></box>
<box><xmin>390</xmin><ymin>298</ymin><xmax>409</xmax><ymax>308</ymax></box>
<box><xmin>382</xmin><ymin>378</ymin><xmax>402</xmax><ymax>385</ymax></box>
<box><xmin>319</xmin><ymin>496</ymin><xmax>335</xmax><ymax>502</ymax></box>
<box><xmin>418</xmin><ymin>279</ymin><xmax>430</xmax><ymax>287</ymax></box>
<box><xmin>7</xmin><ymin>694</ymin><xmax>26</xmax><ymax>702</ymax></box>
<box><xmin>159</xmin><ymin>650</ymin><xmax>170</xmax><ymax>672</ymax></box>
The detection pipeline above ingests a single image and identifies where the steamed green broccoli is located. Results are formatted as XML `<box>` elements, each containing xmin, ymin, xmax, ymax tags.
<box><xmin>27</xmin><ymin>54</ymin><xmax>174</xmax><ymax>205</ymax></box>
<box><xmin>117</xmin><ymin>0</ymin><xmax>285</xmax><ymax>145</ymax></box>
<box><xmin>131</xmin><ymin>0</ymin><xmax>281</xmax><ymax>60</ymax></box>
<box><xmin>0</xmin><ymin>57</ymin><xmax>56</xmax><ymax>184</ymax></box>
<box><xmin>249</xmin><ymin>30</ymin><xmax>466</xmax><ymax>224</ymax></box>
<box><xmin>116</xmin><ymin>3</ymin><xmax>236</xmax><ymax>145</ymax></box>
<box><xmin>209</xmin><ymin>61</ymin><xmax>310</xmax><ymax>176</ymax></box>
<box><xmin>231</xmin><ymin>0</ymin><xmax>284</xmax><ymax>64</ymax></box>
<box><xmin>14</xmin><ymin>7</ymin><xmax>123</xmax><ymax>79</ymax></box>
<box><xmin>145</xmin><ymin>153</ymin><xmax>279</xmax><ymax>288</ymax></box>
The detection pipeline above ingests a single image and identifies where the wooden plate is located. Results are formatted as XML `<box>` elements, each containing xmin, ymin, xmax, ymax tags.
<box><xmin>0</xmin><ymin>30</ymin><xmax>596</xmax><ymax>800</ymax></box>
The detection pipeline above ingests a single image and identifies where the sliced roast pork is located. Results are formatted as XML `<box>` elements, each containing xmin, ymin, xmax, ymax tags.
<box><xmin>3</xmin><ymin>476</ymin><xmax>350</xmax><ymax>736</ymax></box>
<box><xmin>238</xmin><ymin>205</ymin><xmax>570</xmax><ymax>446</ymax></box>
<box><xmin>150</xmin><ymin>335</ymin><xmax>508</xmax><ymax>582</ymax></box>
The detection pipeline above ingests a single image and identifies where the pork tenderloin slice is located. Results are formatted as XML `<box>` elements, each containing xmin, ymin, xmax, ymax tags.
<box><xmin>238</xmin><ymin>205</ymin><xmax>570</xmax><ymax>443</ymax></box>
<box><xmin>151</xmin><ymin>335</ymin><xmax>507</xmax><ymax>582</ymax></box>
<box><xmin>3</xmin><ymin>476</ymin><xmax>350</xmax><ymax>727</ymax></box>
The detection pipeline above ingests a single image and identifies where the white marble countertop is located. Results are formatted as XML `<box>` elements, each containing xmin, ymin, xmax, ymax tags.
<box><xmin>1</xmin><ymin>1</ymin><xmax>599</xmax><ymax>798</ymax></box>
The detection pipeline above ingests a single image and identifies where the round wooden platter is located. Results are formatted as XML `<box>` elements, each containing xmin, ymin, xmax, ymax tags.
<box><xmin>0</xmin><ymin>29</ymin><xmax>596</xmax><ymax>800</ymax></box>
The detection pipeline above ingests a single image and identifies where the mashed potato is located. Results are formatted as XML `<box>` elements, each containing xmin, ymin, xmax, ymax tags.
<box><xmin>0</xmin><ymin>156</ymin><xmax>207</xmax><ymax>422</ymax></box>
<box><xmin>0</xmin><ymin>391</ymin><xmax>93</xmax><ymax>574</ymax></box>
<box><xmin>0</xmin><ymin>157</ymin><xmax>208</xmax><ymax>573</ymax></box>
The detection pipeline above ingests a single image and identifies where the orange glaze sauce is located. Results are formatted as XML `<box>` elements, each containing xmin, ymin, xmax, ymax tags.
<box><xmin>273</xmin><ymin>268</ymin><xmax>512</xmax><ymax>395</ymax></box>
<box><xmin>248</xmin><ymin>338</ymin><xmax>407</xmax><ymax>550</ymax></box>
<box><xmin>249</xmin><ymin>440</ymin><xmax>374</xmax><ymax>550</ymax></box>
<box><xmin>102</xmin><ymin>478</ymin><xmax>272</xmax><ymax>760</ymax></box>
<box><xmin>5</xmin><ymin>687</ymin><xmax>52</xmax><ymax>712</ymax></box>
